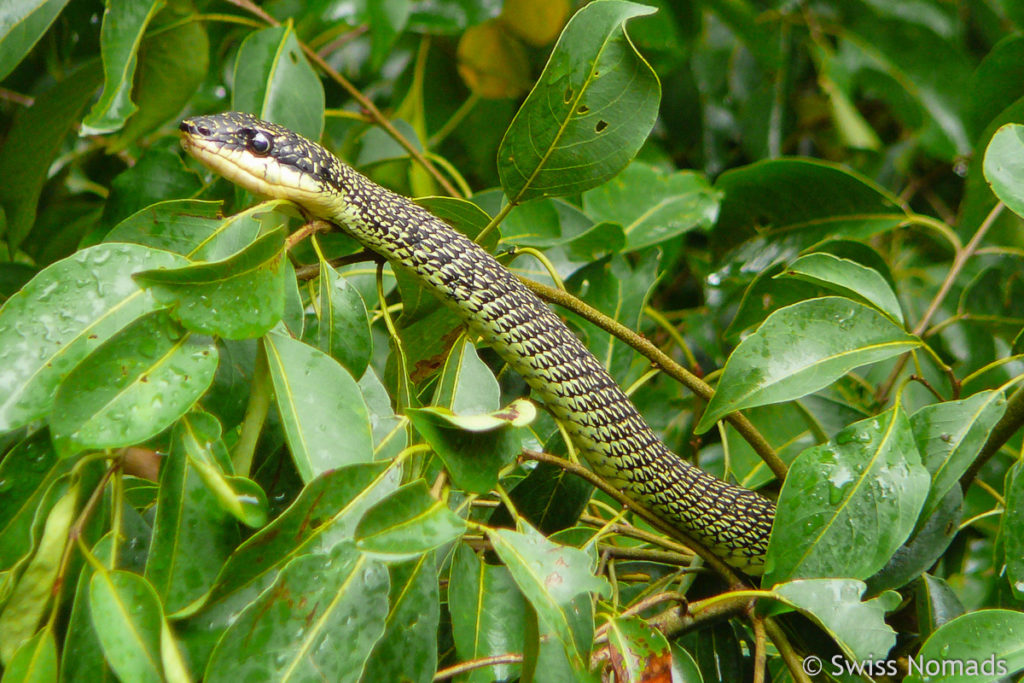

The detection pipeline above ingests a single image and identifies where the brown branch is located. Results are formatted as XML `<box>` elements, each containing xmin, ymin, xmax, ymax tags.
<box><xmin>433</xmin><ymin>654</ymin><xmax>524</xmax><ymax>681</ymax></box>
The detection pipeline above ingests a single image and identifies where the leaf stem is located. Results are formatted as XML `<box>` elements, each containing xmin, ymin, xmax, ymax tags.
<box><xmin>523</xmin><ymin>279</ymin><xmax>788</xmax><ymax>481</ymax></box>
<box><xmin>433</xmin><ymin>654</ymin><xmax>524</xmax><ymax>681</ymax></box>
<box><xmin>475</xmin><ymin>200</ymin><xmax>515</xmax><ymax>246</ymax></box>
<box><xmin>233</xmin><ymin>345</ymin><xmax>271</xmax><ymax>476</ymax></box>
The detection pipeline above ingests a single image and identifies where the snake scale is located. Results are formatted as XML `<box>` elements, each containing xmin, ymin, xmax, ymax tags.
<box><xmin>179</xmin><ymin>112</ymin><xmax>775</xmax><ymax>573</ymax></box>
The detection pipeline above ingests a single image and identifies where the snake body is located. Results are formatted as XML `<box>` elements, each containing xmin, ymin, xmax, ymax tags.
<box><xmin>179</xmin><ymin>112</ymin><xmax>775</xmax><ymax>572</ymax></box>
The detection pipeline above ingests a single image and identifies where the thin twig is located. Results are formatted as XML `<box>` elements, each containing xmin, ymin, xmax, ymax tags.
<box><xmin>523</xmin><ymin>450</ymin><xmax>747</xmax><ymax>586</ymax></box>
<box><xmin>433</xmin><ymin>654</ymin><xmax>524</xmax><ymax>681</ymax></box>
<box><xmin>765</xmin><ymin>617</ymin><xmax>812</xmax><ymax>683</ymax></box>
<box><xmin>877</xmin><ymin>202</ymin><xmax>1006</xmax><ymax>403</ymax></box>
<box><xmin>223</xmin><ymin>0</ymin><xmax>462</xmax><ymax>198</ymax></box>
<box><xmin>961</xmin><ymin>384</ymin><xmax>1024</xmax><ymax>489</ymax></box>
<box><xmin>523</xmin><ymin>279</ymin><xmax>788</xmax><ymax>481</ymax></box>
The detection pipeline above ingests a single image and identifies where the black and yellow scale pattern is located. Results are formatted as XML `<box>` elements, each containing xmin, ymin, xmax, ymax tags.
<box><xmin>180</xmin><ymin>112</ymin><xmax>776</xmax><ymax>572</ymax></box>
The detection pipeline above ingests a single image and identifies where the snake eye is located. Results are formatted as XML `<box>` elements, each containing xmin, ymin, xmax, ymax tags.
<box><xmin>247</xmin><ymin>130</ymin><xmax>273</xmax><ymax>156</ymax></box>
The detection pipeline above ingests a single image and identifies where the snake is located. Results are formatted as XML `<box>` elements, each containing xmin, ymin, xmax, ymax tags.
<box><xmin>178</xmin><ymin>111</ymin><xmax>776</xmax><ymax>573</ymax></box>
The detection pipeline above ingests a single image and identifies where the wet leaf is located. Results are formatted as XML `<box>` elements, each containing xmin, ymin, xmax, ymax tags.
<box><xmin>0</xmin><ymin>480</ymin><xmax>77</xmax><ymax>664</ymax></box>
<box><xmin>232</xmin><ymin>24</ymin><xmax>324</xmax><ymax>142</ymax></box>
<box><xmin>355</xmin><ymin>480</ymin><xmax>466</xmax><ymax>559</ymax></box>
<box><xmin>914</xmin><ymin>574</ymin><xmax>965</xmax><ymax>640</ymax></box>
<box><xmin>145</xmin><ymin>414</ymin><xmax>240</xmax><ymax>615</ymax></box>
<box><xmin>88</xmin><ymin>570</ymin><xmax>164</xmax><ymax>683</ymax></box>
<box><xmin>361</xmin><ymin>553</ymin><xmax>440</xmax><ymax>683</ymax></box>
<box><xmin>904</xmin><ymin>610</ymin><xmax>1024</xmax><ymax>683</ymax></box>
<box><xmin>3</xmin><ymin>625</ymin><xmax>57</xmax><ymax>683</ymax></box>
<box><xmin>910</xmin><ymin>390</ymin><xmax>1005</xmax><ymax>527</ymax></box>
<box><xmin>449</xmin><ymin>544</ymin><xmax>527</xmax><ymax>683</ymax></box>
<box><xmin>0</xmin><ymin>0</ymin><xmax>73</xmax><ymax>81</ymax></box>
<box><xmin>315</xmin><ymin>259</ymin><xmax>372</xmax><ymax>378</ymax></box>
<box><xmin>983</xmin><ymin>123</ymin><xmax>1024</xmax><ymax>220</ymax></box>
<box><xmin>582</xmin><ymin>161</ymin><xmax>719</xmax><ymax>251</ymax></box>
<box><xmin>104</xmin><ymin>199</ymin><xmax>224</xmax><ymax>255</ymax></box>
<box><xmin>698</xmin><ymin>297</ymin><xmax>920</xmax><ymax>433</ymax></box>
<box><xmin>498</xmin><ymin>0</ymin><xmax>659</xmax><ymax>202</ymax></box>
<box><xmin>487</xmin><ymin>523</ymin><xmax>608</xmax><ymax>670</ymax></box>
<box><xmin>764</xmin><ymin>406</ymin><xmax>930</xmax><ymax>584</ymax></box>
<box><xmin>134</xmin><ymin>227</ymin><xmax>287</xmax><ymax>340</ymax></box>
<box><xmin>264</xmin><ymin>330</ymin><xmax>374</xmax><ymax>482</ymax></box>
<box><xmin>205</xmin><ymin>543</ymin><xmax>389</xmax><ymax>683</ymax></box>
<box><xmin>771</xmin><ymin>579</ymin><xmax>899</xmax><ymax>662</ymax></box>
<box><xmin>780</xmin><ymin>253</ymin><xmax>904</xmax><ymax>324</ymax></box>
<box><xmin>81</xmin><ymin>0</ymin><xmax>166</xmax><ymax>135</ymax></box>
<box><xmin>51</xmin><ymin>311</ymin><xmax>218</xmax><ymax>457</ymax></box>
<box><xmin>0</xmin><ymin>243</ymin><xmax>186</xmax><ymax>431</ymax></box>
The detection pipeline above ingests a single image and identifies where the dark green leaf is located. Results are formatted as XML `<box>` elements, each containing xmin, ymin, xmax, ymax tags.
<box><xmin>50</xmin><ymin>312</ymin><xmax>218</xmax><ymax>457</ymax></box>
<box><xmin>134</xmin><ymin>227</ymin><xmax>287</xmax><ymax>339</ymax></box>
<box><xmin>205</xmin><ymin>543</ymin><xmax>389</xmax><ymax>683</ymax></box>
<box><xmin>355</xmin><ymin>480</ymin><xmax>466</xmax><ymax>559</ymax></box>
<box><xmin>448</xmin><ymin>544</ymin><xmax>527</xmax><ymax>683</ymax></box>
<box><xmin>232</xmin><ymin>25</ymin><xmax>324</xmax><ymax>142</ymax></box>
<box><xmin>1003</xmin><ymin>461</ymin><xmax>1024</xmax><ymax>600</ymax></box>
<box><xmin>264</xmin><ymin>330</ymin><xmax>374</xmax><ymax>482</ymax></box>
<box><xmin>764</xmin><ymin>406</ymin><xmax>930</xmax><ymax>584</ymax></box>
<box><xmin>81</xmin><ymin>0</ymin><xmax>165</xmax><ymax>135</ymax></box>
<box><xmin>771</xmin><ymin>579</ymin><xmax>899</xmax><ymax>662</ymax></box>
<box><xmin>582</xmin><ymin>161</ymin><xmax>720</xmax><ymax>251</ymax></box>
<box><xmin>498</xmin><ymin>0</ymin><xmax>659</xmax><ymax>202</ymax></box>
<box><xmin>0</xmin><ymin>432</ymin><xmax>70</xmax><ymax>570</ymax></box>
<box><xmin>914</xmin><ymin>574</ymin><xmax>965</xmax><ymax>641</ymax></box>
<box><xmin>315</xmin><ymin>260</ymin><xmax>372</xmax><ymax>377</ymax></box>
<box><xmin>904</xmin><ymin>610</ymin><xmax>1024</xmax><ymax>683</ymax></box>
<box><xmin>698</xmin><ymin>298</ymin><xmax>920</xmax><ymax>433</ymax></box>
<box><xmin>0</xmin><ymin>62</ymin><xmax>102</xmax><ymax>249</ymax></box>
<box><xmin>361</xmin><ymin>553</ymin><xmax>440</xmax><ymax>683</ymax></box>
<box><xmin>0</xmin><ymin>0</ymin><xmax>73</xmax><ymax>81</ymax></box>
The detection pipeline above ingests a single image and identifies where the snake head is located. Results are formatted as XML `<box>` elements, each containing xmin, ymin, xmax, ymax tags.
<box><xmin>179</xmin><ymin>112</ymin><xmax>344</xmax><ymax>216</ymax></box>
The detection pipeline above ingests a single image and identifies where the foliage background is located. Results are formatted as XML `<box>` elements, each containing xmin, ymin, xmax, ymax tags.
<box><xmin>1</xmin><ymin>0</ymin><xmax>1024</xmax><ymax>681</ymax></box>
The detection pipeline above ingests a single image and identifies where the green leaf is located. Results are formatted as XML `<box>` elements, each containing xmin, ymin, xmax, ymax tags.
<box><xmin>487</xmin><ymin>523</ymin><xmax>608</xmax><ymax>670</ymax></box>
<box><xmin>264</xmin><ymin>330</ymin><xmax>374</xmax><ymax>482</ymax></box>
<box><xmin>0</xmin><ymin>243</ymin><xmax>187</xmax><ymax>432</ymax></box>
<box><xmin>711</xmin><ymin>159</ymin><xmax>906</xmax><ymax>268</ymax></box>
<box><xmin>771</xmin><ymin>579</ymin><xmax>899</xmax><ymax>662</ymax></box>
<box><xmin>177</xmin><ymin>411</ymin><xmax>267</xmax><ymax>528</ymax></box>
<box><xmin>581</xmin><ymin>161</ymin><xmax>720</xmax><ymax>251</ymax></box>
<box><xmin>448</xmin><ymin>544</ymin><xmax>527</xmax><ymax>683</ymax></box>
<box><xmin>0</xmin><ymin>432</ymin><xmax>71</xmax><ymax>570</ymax></box>
<box><xmin>99</xmin><ymin>146</ymin><xmax>203</xmax><ymax>234</ymax></box>
<box><xmin>498</xmin><ymin>0</ymin><xmax>659</xmax><ymax>202</ymax></box>
<box><xmin>763</xmin><ymin>406</ymin><xmax>930</xmax><ymax>584</ymax></box>
<box><xmin>489</xmin><ymin>461</ymin><xmax>594</xmax><ymax>535</ymax></box>
<box><xmin>359</xmin><ymin>367</ymin><xmax>407</xmax><ymax>460</ymax></box>
<box><xmin>406</xmin><ymin>400</ymin><xmax>532</xmax><ymax>494</ymax></box>
<box><xmin>1003</xmin><ymin>462</ymin><xmax>1024</xmax><ymax>600</ymax></box>
<box><xmin>914</xmin><ymin>574</ymin><xmax>965</xmax><ymax>640</ymax></box>
<box><xmin>232</xmin><ymin>23</ymin><xmax>324</xmax><ymax>142</ymax></box>
<box><xmin>315</xmin><ymin>260</ymin><xmax>372</xmax><ymax>378</ymax></box>
<box><xmin>355</xmin><ymin>480</ymin><xmax>466</xmax><ymax>559</ymax></box>
<box><xmin>104</xmin><ymin>199</ymin><xmax>224</xmax><ymax>255</ymax></box>
<box><xmin>361</xmin><ymin>553</ymin><xmax>440</xmax><ymax>683</ymax></box>
<box><xmin>432</xmin><ymin>337</ymin><xmax>499</xmax><ymax>415</ymax></box>
<box><xmin>205</xmin><ymin>543</ymin><xmax>389</xmax><ymax>683</ymax></box>
<box><xmin>698</xmin><ymin>297</ymin><xmax>920</xmax><ymax>433</ymax></box>
<box><xmin>88</xmin><ymin>570</ymin><xmax>164</xmax><ymax>683</ymax></box>
<box><xmin>0</xmin><ymin>481</ymin><xmax>77</xmax><ymax>664</ymax></box>
<box><xmin>50</xmin><ymin>311</ymin><xmax>218</xmax><ymax>457</ymax></box>
<box><xmin>904</xmin><ymin>610</ymin><xmax>1024</xmax><ymax>683</ymax></box>
<box><xmin>983</xmin><ymin>123</ymin><xmax>1024</xmax><ymax>220</ymax></box>
<box><xmin>109</xmin><ymin>10</ymin><xmax>209</xmax><ymax>150</ymax></box>
<box><xmin>145</xmin><ymin>415</ymin><xmax>240</xmax><ymax>615</ymax></box>
<box><xmin>605</xmin><ymin>616</ymin><xmax>672</xmax><ymax>683</ymax></box>
<box><xmin>910</xmin><ymin>390</ymin><xmax>1005</xmax><ymax>528</ymax></box>
<box><xmin>0</xmin><ymin>0</ymin><xmax>73</xmax><ymax>81</ymax></box>
<box><xmin>2</xmin><ymin>625</ymin><xmax>57</xmax><ymax>683</ymax></box>
<box><xmin>81</xmin><ymin>0</ymin><xmax>166</xmax><ymax>135</ymax></box>
<box><xmin>0</xmin><ymin>61</ymin><xmax>102</xmax><ymax>249</ymax></box>
<box><xmin>134</xmin><ymin>227</ymin><xmax>287</xmax><ymax>340</ymax></box>
<box><xmin>780</xmin><ymin>253</ymin><xmax>904</xmax><ymax>324</ymax></box>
